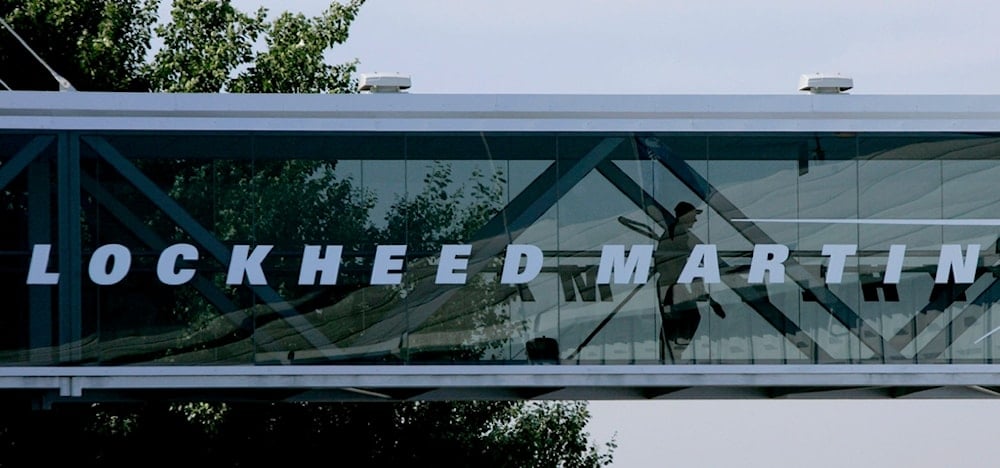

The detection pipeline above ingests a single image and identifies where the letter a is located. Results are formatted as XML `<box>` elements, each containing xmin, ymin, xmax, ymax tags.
<box><xmin>678</xmin><ymin>244</ymin><xmax>721</xmax><ymax>284</ymax></box>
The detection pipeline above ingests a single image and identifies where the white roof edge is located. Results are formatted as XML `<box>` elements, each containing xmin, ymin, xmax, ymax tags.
<box><xmin>1</xmin><ymin>91</ymin><xmax>999</xmax><ymax>132</ymax></box>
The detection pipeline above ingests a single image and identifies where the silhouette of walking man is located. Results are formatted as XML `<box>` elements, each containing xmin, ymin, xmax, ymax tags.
<box><xmin>647</xmin><ymin>202</ymin><xmax>725</xmax><ymax>363</ymax></box>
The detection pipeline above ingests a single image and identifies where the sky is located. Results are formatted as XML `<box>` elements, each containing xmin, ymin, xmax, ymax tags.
<box><xmin>231</xmin><ymin>0</ymin><xmax>1000</xmax><ymax>95</ymax></box>
<box><xmin>193</xmin><ymin>1</ymin><xmax>1000</xmax><ymax>466</ymax></box>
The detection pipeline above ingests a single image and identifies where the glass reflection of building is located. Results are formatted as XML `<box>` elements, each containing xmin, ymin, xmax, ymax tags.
<box><xmin>4</xmin><ymin>94</ymin><xmax>1000</xmax><ymax>369</ymax></box>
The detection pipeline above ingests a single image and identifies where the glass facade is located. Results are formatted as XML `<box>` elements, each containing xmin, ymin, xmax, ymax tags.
<box><xmin>4</xmin><ymin>130</ymin><xmax>1000</xmax><ymax>366</ymax></box>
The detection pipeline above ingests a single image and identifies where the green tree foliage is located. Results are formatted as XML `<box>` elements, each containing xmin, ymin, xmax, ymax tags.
<box><xmin>1</xmin><ymin>0</ymin><xmax>362</xmax><ymax>93</ymax></box>
<box><xmin>0</xmin><ymin>0</ymin><xmax>157</xmax><ymax>91</ymax></box>
<box><xmin>489</xmin><ymin>401</ymin><xmax>617</xmax><ymax>467</ymax></box>
<box><xmin>0</xmin><ymin>401</ymin><xmax>615</xmax><ymax>466</ymax></box>
<box><xmin>150</xmin><ymin>0</ymin><xmax>363</xmax><ymax>92</ymax></box>
<box><xmin>0</xmin><ymin>1</ymin><xmax>615</xmax><ymax>466</ymax></box>
<box><xmin>149</xmin><ymin>0</ymin><xmax>266</xmax><ymax>92</ymax></box>
<box><xmin>228</xmin><ymin>0</ymin><xmax>363</xmax><ymax>93</ymax></box>
<box><xmin>385</xmin><ymin>161</ymin><xmax>508</xmax><ymax>250</ymax></box>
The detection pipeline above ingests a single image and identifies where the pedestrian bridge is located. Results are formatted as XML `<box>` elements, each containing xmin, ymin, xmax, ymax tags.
<box><xmin>4</xmin><ymin>91</ymin><xmax>1000</xmax><ymax>404</ymax></box>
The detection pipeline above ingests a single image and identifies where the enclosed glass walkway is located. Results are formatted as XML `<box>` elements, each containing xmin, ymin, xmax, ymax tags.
<box><xmin>3</xmin><ymin>91</ymin><xmax>1000</xmax><ymax>400</ymax></box>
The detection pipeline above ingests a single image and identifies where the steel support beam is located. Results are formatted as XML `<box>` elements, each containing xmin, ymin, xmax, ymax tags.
<box><xmin>919</xmin><ymin>275</ymin><xmax>1000</xmax><ymax>361</ymax></box>
<box><xmin>56</xmin><ymin>133</ymin><xmax>81</xmax><ymax>362</ymax></box>
<box><xmin>27</xmin><ymin>148</ymin><xmax>52</xmax><ymax>362</ymax></box>
<box><xmin>595</xmin><ymin>160</ymin><xmax>833</xmax><ymax>362</ymax></box>
<box><xmin>78</xmin><ymin>174</ymin><xmax>241</xmax><ymax>317</ymax></box>
<box><xmin>0</xmin><ymin>136</ymin><xmax>52</xmax><ymax>191</ymax></box>
<box><xmin>637</xmin><ymin>136</ymin><xmax>900</xmax><ymax>360</ymax></box>
<box><xmin>352</xmin><ymin>138</ymin><xmax>626</xmax><ymax>347</ymax></box>
<box><xmin>81</xmin><ymin>136</ymin><xmax>338</xmax><ymax>357</ymax></box>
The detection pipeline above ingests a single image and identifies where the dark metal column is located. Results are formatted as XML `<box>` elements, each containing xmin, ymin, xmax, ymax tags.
<box><xmin>28</xmin><ymin>154</ymin><xmax>52</xmax><ymax>362</ymax></box>
<box><xmin>57</xmin><ymin>133</ymin><xmax>81</xmax><ymax>362</ymax></box>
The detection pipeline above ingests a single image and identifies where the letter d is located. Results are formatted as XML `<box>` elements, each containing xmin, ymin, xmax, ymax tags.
<box><xmin>501</xmin><ymin>244</ymin><xmax>542</xmax><ymax>284</ymax></box>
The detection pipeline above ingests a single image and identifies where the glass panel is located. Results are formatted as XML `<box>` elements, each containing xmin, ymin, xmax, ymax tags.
<box><xmin>932</xmin><ymin>152</ymin><xmax>1000</xmax><ymax>362</ymax></box>
<box><xmin>251</xmin><ymin>134</ymin><xmax>406</xmax><ymax>364</ymax></box>
<box><xmin>707</xmin><ymin>134</ymin><xmax>860</xmax><ymax>364</ymax></box>
<box><xmin>85</xmin><ymin>134</ymin><xmax>252</xmax><ymax>365</ymax></box>
<box><xmin>248</xmin><ymin>139</ymin><xmax>384</xmax><ymax>364</ymax></box>
<box><xmin>11</xmin><ymin>130</ymin><xmax>1000</xmax><ymax>367</ymax></box>
<box><xmin>517</xmin><ymin>203</ymin><xmax>560</xmax><ymax>363</ymax></box>
<box><xmin>0</xmin><ymin>135</ymin><xmax>57</xmax><ymax>364</ymax></box>
<box><xmin>398</xmin><ymin>133</ymin><xmax>554</xmax><ymax>363</ymax></box>
<box><xmin>796</xmin><ymin>160</ymin><xmax>861</xmax><ymax>362</ymax></box>
<box><xmin>554</xmin><ymin>135</ymin><xmax>658</xmax><ymax>364</ymax></box>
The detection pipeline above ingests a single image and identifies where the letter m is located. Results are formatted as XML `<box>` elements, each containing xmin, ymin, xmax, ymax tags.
<box><xmin>596</xmin><ymin>245</ymin><xmax>653</xmax><ymax>284</ymax></box>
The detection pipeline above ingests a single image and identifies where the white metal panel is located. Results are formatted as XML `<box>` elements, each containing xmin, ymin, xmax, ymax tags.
<box><xmin>1</xmin><ymin>91</ymin><xmax>1000</xmax><ymax>132</ymax></box>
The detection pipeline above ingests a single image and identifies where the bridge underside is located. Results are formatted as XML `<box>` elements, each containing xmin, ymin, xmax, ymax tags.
<box><xmin>7</xmin><ymin>365</ymin><xmax>1000</xmax><ymax>407</ymax></box>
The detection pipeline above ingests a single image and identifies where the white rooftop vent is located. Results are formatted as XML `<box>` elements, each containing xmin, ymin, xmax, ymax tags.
<box><xmin>359</xmin><ymin>73</ymin><xmax>411</xmax><ymax>93</ymax></box>
<box><xmin>798</xmin><ymin>73</ymin><xmax>853</xmax><ymax>94</ymax></box>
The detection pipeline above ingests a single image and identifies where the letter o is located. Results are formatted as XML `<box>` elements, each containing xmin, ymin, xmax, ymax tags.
<box><xmin>89</xmin><ymin>244</ymin><xmax>132</xmax><ymax>286</ymax></box>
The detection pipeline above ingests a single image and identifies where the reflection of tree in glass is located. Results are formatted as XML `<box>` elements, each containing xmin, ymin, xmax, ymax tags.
<box><xmin>32</xmin><ymin>159</ymin><xmax>520</xmax><ymax>365</ymax></box>
<box><xmin>0</xmin><ymin>2</ymin><xmax>614</xmax><ymax>463</ymax></box>
<box><xmin>385</xmin><ymin>162</ymin><xmax>524</xmax><ymax>362</ymax></box>
<box><xmin>164</xmin><ymin>158</ymin><xmax>376</xmax><ymax>315</ymax></box>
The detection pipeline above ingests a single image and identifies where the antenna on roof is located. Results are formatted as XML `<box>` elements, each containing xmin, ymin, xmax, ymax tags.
<box><xmin>0</xmin><ymin>16</ymin><xmax>76</xmax><ymax>91</ymax></box>
<box><xmin>359</xmin><ymin>73</ymin><xmax>411</xmax><ymax>93</ymax></box>
<box><xmin>0</xmin><ymin>77</ymin><xmax>11</xmax><ymax>91</ymax></box>
<box><xmin>798</xmin><ymin>73</ymin><xmax>852</xmax><ymax>94</ymax></box>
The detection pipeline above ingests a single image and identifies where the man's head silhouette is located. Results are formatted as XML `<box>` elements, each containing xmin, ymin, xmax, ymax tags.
<box><xmin>673</xmin><ymin>201</ymin><xmax>702</xmax><ymax>219</ymax></box>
